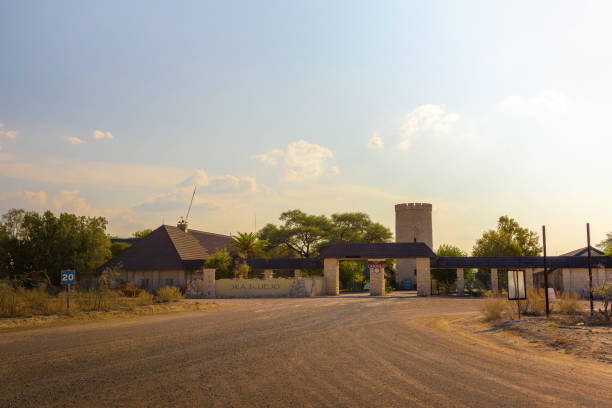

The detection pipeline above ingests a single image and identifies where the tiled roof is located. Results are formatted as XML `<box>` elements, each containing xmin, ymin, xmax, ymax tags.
<box><xmin>102</xmin><ymin>225</ymin><xmax>231</xmax><ymax>271</ymax></box>
<box><xmin>187</xmin><ymin>229</ymin><xmax>232</xmax><ymax>255</ymax></box>
<box><xmin>560</xmin><ymin>246</ymin><xmax>605</xmax><ymax>257</ymax></box>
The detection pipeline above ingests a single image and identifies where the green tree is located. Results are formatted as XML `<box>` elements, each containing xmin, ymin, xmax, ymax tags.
<box><xmin>132</xmin><ymin>229</ymin><xmax>153</xmax><ymax>239</ymax></box>
<box><xmin>472</xmin><ymin>216</ymin><xmax>541</xmax><ymax>257</ymax></box>
<box><xmin>0</xmin><ymin>210</ymin><xmax>112</xmax><ymax>286</ymax></box>
<box><xmin>258</xmin><ymin>210</ymin><xmax>392</xmax><ymax>258</ymax></box>
<box><xmin>328</xmin><ymin>212</ymin><xmax>392</xmax><ymax>244</ymax></box>
<box><xmin>598</xmin><ymin>232</ymin><xmax>612</xmax><ymax>256</ymax></box>
<box><xmin>204</xmin><ymin>248</ymin><xmax>232</xmax><ymax>279</ymax></box>
<box><xmin>339</xmin><ymin>261</ymin><xmax>365</xmax><ymax>289</ymax></box>
<box><xmin>110</xmin><ymin>241</ymin><xmax>132</xmax><ymax>258</ymax></box>
<box><xmin>472</xmin><ymin>216</ymin><xmax>541</xmax><ymax>291</ymax></box>
<box><xmin>231</xmin><ymin>232</ymin><xmax>266</xmax><ymax>261</ymax></box>
<box><xmin>431</xmin><ymin>244</ymin><xmax>467</xmax><ymax>295</ymax></box>
<box><xmin>258</xmin><ymin>210</ymin><xmax>333</xmax><ymax>258</ymax></box>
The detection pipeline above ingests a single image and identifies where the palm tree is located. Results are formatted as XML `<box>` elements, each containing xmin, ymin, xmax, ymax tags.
<box><xmin>231</xmin><ymin>232</ymin><xmax>266</xmax><ymax>261</ymax></box>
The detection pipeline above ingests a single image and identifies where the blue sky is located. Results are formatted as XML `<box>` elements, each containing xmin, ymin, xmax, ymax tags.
<box><xmin>1</xmin><ymin>1</ymin><xmax>611</xmax><ymax>254</ymax></box>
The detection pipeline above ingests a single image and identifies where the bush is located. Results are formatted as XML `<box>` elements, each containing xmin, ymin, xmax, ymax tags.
<box><xmin>519</xmin><ymin>288</ymin><xmax>547</xmax><ymax>316</ymax></box>
<box><xmin>156</xmin><ymin>286</ymin><xmax>183</xmax><ymax>303</ymax></box>
<box><xmin>136</xmin><ymin>290</ymin><xmax>154</xmax><ymax>306</ymax></box>
<box><xmin>120</xmin><ymin>283</ymin><xmax>142</xmax><ymax>297</ymax></box>
<box><xmin>481</xmin><ymin>296</ymin><xmax>512</xmax><ymax>321</ymax></box>
<box><xmin>385</xmin><ymin>285</ymin><xmax>393</xmax><ymax>295</ymax></box>
<box><xmin>557</xmin><ymin>291</ymin><xmax>580</xmax><ymax>315</ymax></box>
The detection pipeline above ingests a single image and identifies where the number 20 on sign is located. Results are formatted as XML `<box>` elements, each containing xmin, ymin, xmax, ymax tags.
<box><xmin>61</xmin><ymin>270</ymin><xmax>75</xmax><ymax>285</ymax></box>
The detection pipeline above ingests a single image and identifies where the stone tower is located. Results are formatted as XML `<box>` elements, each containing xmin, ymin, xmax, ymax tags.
<box><xmin>395</xmin><ymin>203</ymin><xmax>433</xmax><ymax>289</ymax></box>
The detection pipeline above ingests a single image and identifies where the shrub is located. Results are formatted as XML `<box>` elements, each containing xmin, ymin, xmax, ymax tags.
<box><xmin>519</xmin><ymin>288</ymin><xmax>547</xmax><ymax>316</ymax></box>
<box><xmin>156</xmin><ymin>286</ymin><xmax>183</xmax><ymax>303</ymax></box>
<box><xmin>385</xmin><ymin>285</ymin><xmax>393</xmax><ymax>295</ymax></box>
<box><xmin>557</xmin><ymin>291</ymin><xmax>580</xmax><ymax>315</ymax></box>
<box><xmin>593</xmin><ymin>280</ymin><xmax>611</xmax><ymax>322</ymax></box>
<box><xmin>136</xmin><ymin>290</ymin><xmax>154</xmax><ymax>306</ymax></box>
<box><xmin>120</xmin><ymin>283</ymin><xmax>142</xmax><ymax>297</ymax></box>
<box><xmin>481</xmin><ymin>296</ymin><xmax>512</xmax><ymax>321</ymax></box>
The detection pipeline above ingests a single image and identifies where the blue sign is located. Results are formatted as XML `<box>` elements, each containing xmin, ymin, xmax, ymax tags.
<box><xmin>61</xmin><ymin>270</ymin><xmax>75</xmax><ymax>285</ymax></box>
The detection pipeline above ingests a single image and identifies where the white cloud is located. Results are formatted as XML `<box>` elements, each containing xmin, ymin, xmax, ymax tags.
<box><xmin>178</xmin><ymin>169</ymin><xmax>210</xmax><ymax>187</ymax></box>
<box><xmin>497</xmin><ymin>90</ymin><xmax>569</xmax><ymax>118</ymax></box>
<box><xmin>250</xmin><ymin>149</ymin><xmax>284</xmax><ymax>166</ymax></box>
<box><xmin>329</xmin><ymin>166</ymin><xmax>340</xmax><ymax>176</ymax></box>
<box><xmin>398</xmin><ymin>104</ymin><xmax>459</xmax><ymax>150</ymax></box>
<box><xmin>253</xmin><ymin>140</ymin><xmax>336</xmax><ymax>182</ymax></box>
<box><xmin>66</xmin><ymin>136</ymin><xmax>86</xmax><ymax>145</ymax></box>
<box><xmin>93</xmin><ymin>130</ymin><xmax>114</xmax><ymax>140</ymax></box>
<box><xmin>0</xmin><ymin>123</ymin><xmax>18</xmax><ymax>139</ymax></box>
<box><xmin>0</xmin><ymin>189</ymin><xmax>92</xmax><ymax>214</ymax></box>
<box><xmin>208</xmin><ymin>175</ymin><xmax>257</xmax><ymax>193</ymax></box>
<box><xmin>367</xmin><ymin>133</ymin><xmax>384</xmax><ymax>149</ymax></box>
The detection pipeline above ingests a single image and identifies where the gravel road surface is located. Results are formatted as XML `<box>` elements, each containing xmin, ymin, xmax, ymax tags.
<box><xmin>1</xmin><ymin>293</ymin><xmax>611</xmax><ymax>407</ymax></box>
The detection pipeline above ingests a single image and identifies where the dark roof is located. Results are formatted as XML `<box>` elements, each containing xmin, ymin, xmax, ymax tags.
<box><xmin>247</xmin><ymin>258</ymin><xmax>323</xmax><ymax>270</ymax></box>
<box><xmin>431</xmin><ymin>256</ymin><xmax>612</xmax><ymax>269</ymax></box>
<box><xmin>319</xmin><ymin>242</ymin><xmax>436</xmax><ymax>259</ymax></box>
<box><xmin>102</xmin><ymin>225</ymin><xmax>231</xmax><ymax>271</ymax></box>
<box><xmin>188</xmin><ymin>229</ymin><xmax>232</xmax><ymax>254</ymax></box>
<box><xmin>560</xmin><ymin>246</ymin><xmax>605</xmax><ymax>257</ymax></box>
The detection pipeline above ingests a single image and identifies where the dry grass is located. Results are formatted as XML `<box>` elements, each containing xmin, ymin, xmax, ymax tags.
<box><xmin>156</xmin><ymin>286</ymin><xmax>183</xmax><ymax>303</ymax></box>
<box><xmin>557</xmin><ymin>291</ymin><xmax>580</xmax><ymax>315</ymax></box>
<box><xmin>481</xmin><ymin>296</ymin><xmax>513</xmax><ymax>321</ymax></box>
<box><xmin>519</xmin><ymin>288</ymin><xmax>547</xmax><ymax>316</ymax></box>
<box><xmin>0</xmin><ymin>281</ymin><xmax>184</xmax><ymax>318</ymax></box>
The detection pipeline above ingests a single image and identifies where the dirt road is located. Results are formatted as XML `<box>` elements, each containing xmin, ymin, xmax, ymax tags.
<box><xmin>1</xmin><ymin>293</ymin><xmax>611</xmax><ymax>407</ymax></box>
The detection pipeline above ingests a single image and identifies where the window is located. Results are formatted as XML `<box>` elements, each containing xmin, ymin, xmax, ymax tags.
<box><xmin>165</xmin><ymin>278</ymin><xmax>174</xmax><ymax>286</ymax></box>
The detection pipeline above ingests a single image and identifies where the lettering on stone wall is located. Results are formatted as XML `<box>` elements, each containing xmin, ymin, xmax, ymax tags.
<box><xmin>231</xmin><ymin>282</ymin><xmax>282</xmax><ymax>290</ymax></box>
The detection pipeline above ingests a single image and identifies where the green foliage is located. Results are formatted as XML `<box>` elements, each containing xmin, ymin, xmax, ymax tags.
<box><xmin>593</xmin><ymin>280</ymin><xmax>612</xmax><ymax>322</ymax></box>
<box><xmin>132</xmin><ymin>229</ymin><xmax>153</xmax><ymax>239</ymax></box>
<box><xmin>110</xmin><ymin>241</ymin><xmax>132</xmax><ymax>258</ymax></box>
<box><xmin>472</xmin><ymin>216</ymin><xmax>541</xmax><ymax>257</ymax></box>
<box><xmin>328</xmin><ymin>212</ymin><xmax>392</xmax><ymax>244</ymax></box>
<box><xmin>339</xmin><ymin>261</ymin><xmax>365</xmax><ymax>288</ymax></box>
<box><xmin>231</xmin><ymin>232</ymin><xmax>266</xmax><ymax>261</ymax></box>
<box><xmin>258</xmin><ymin>210</ymin><xmax>333</xmax><ymax>258</ymax></box>
<box><xmin>599</xmin><ymin>232</ymin><xmax>612</xmax><ymax>256</ymax></box>
<box><xmin>0</xmin><ymin>209</ymin><xmax>112</xmax><ymax>286</ymax></box>
<box><xmin>156</xmin><ymin>286</ymin><xmax>183</xmax><ymax>303</ymax></box>
<box><xmin>431</xmin><ymin>244</ymin><xmax>467</xmax><ymax>294</ymax></box>
<box><xmin>232</xmin><ymin>263</ymin><xmax>250</xmax><ymax>279</ymax></box>
<box><xmin>258</xmin><ymin>209</ymin><xmax>392</xmax><ymax>258</ymax></box>
<box><xmin>204</xmin><ymin>248</ymin><xmax>233</xmax><ymax>279</ymax></box>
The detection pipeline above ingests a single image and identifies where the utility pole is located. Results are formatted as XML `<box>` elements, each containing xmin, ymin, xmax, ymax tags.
<box><xmin>587</xmin><ymin>223</ymin><xmax>594</xmax><ymax>316</ymax></box>
<box><xmin>542</xmin><ymin>226</ymin><xmax>549</xmax><ymax>318</ymax></box>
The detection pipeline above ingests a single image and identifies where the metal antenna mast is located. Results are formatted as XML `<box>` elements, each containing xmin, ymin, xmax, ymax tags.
<box><xmin>185</xmin><ymin>186</ymin><xmax>197</xmax><ymax>222</ymax></box>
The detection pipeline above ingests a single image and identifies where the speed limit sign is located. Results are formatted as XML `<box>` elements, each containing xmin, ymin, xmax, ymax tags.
<box><xmin>61</xmin><ymin>270</ymin><xmax>75</xmax><ymax>285</ymax></box>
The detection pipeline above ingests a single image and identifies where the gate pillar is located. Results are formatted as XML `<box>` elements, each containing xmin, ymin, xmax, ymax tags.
<box><xmin>491</xmin><ymin>268</ymin><xmax>499</xmax><ymax>295</ymax></box>
<box><xmin>416</xmin><ymin>258</ymin><xmax>431</xmax><ymax>296</ymax></box>
<box><xmin>324</xmin><ymin>258</ymin><xmax>339</xmax><ymax>296</ymax></box>
<box><xmin>368</xmin><ymin>260</ymin><xmax>386</xmax><ymax>296</ymax></box>
<box><xmin>456</xmin><ymin>268</ymin><xmax>464</xmax><ymax>296</ymax></box>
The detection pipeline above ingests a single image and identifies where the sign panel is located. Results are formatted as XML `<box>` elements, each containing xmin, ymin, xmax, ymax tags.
<box><xmin>507</xmin><ymin>270</ymin><xmax>526</xmax><ymax>300</ymax></box>
<box><xmin>61</xmin><ymin>270</ymin><xmax>76</xmax><ymax>285</ymax></box>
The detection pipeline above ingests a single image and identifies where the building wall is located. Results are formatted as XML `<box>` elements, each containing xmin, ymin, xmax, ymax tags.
<box><xmin>115</xmin><ymin>270</ymin><xmax>187</xmax><ymax>292</ymax></box>
<box><xmin>395</xmin><ymin>203</ymin><xmax>433</xmax><ymax>288</ymax></box>
<box><xmin>546</xmin><ymin>268</ymin><xmax>610</xmax><ymax>298</ymax></box>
